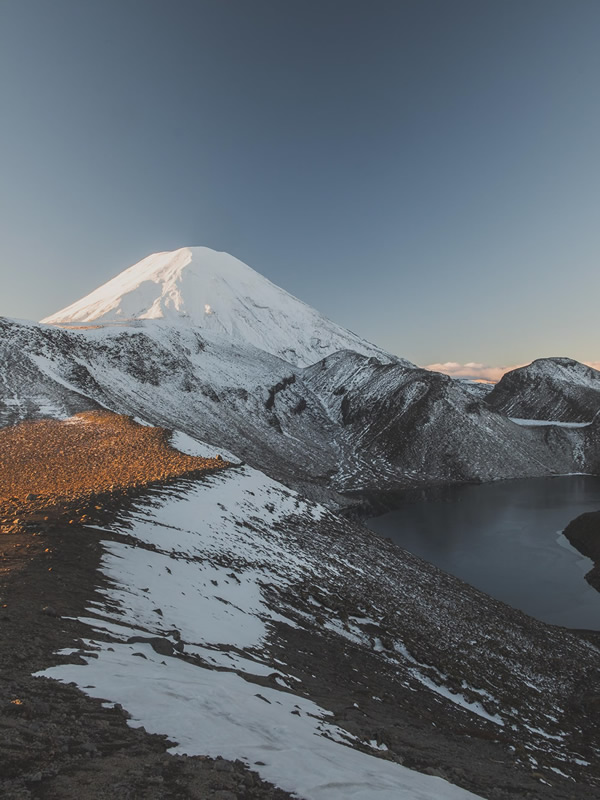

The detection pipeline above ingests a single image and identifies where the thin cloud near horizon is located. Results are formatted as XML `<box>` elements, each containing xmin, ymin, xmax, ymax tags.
<box><xmin>424</xmin><ymin>361</ymin><xmax>600</xmax><ymax>383</ymax></box>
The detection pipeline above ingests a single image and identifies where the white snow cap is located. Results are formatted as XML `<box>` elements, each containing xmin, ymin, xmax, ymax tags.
<box><xmin>42</xmin><ymin>246</ymin><xmax>396</xmax><ymax>367</ymax></box>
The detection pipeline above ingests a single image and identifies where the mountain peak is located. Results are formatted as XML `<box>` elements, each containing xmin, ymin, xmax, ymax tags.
<box><xmin>116</xmin><ymin>246</ymin><xmax>257</xmax><ymax>286</ymax></box>
<box><xmin>41</xmin><ymin>247</ymin><xmax>399</xmax><ymax>368</ymax></box>
<box><xmin>42</xmin><ymin>247</ymin><xmax>269</xmax><ymax>324</ymax></box>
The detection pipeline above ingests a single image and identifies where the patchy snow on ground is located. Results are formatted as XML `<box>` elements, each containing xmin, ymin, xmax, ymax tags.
<box><xmin>39</xmin><ymin>464</ymin><xmax>482</xmax><ymax>800</ymax></box>
<box><xmin>170</xmin><ymin>429</ymin><xmax>241</xmax><ymax>463</ymax></box>
<box><xmin>410</xmin><ymin>672</ymin><xmax>504</xmax><ymax>727</ymax></box>
<box><xmin>509</xmin><ymin>418</ymin><xmax>592</xmax><ymax>428</ymax></box>
<box><xmin>47</xmin><ymin>641</ymin><xmax>481</xmax><ymax>800</ymax></box>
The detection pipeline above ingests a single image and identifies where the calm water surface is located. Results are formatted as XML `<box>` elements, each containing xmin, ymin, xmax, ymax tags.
<box><xmin>367</xmin><ymin>476</ymin><xmax>600</xmax><ymax>630</ymax></box>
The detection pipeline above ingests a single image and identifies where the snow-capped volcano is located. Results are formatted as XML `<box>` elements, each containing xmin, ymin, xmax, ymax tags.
<box><xmin>41</xmin><ymin>246</ymin><xmax>397</xmax><ymax>367</ymax></box>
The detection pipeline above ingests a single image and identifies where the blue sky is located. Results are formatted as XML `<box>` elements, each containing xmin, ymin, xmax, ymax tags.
<box><xmin>1</xmin><ymin>0</ymin><xmax>599</xmax><ymax>374</ymax></box>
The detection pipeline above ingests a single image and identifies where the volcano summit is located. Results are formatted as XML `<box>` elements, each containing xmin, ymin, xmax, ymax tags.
<box><xmin>42</xmin><ymin>246</ymin><xmax>395</xmax><ymax>368</ymax></box>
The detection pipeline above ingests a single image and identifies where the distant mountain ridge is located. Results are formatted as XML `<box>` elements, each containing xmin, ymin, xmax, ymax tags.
<box><xmin>1</xmin><ymin>316</ymin><xmax>598</xmax><ymax>507</ymax></box>
<box><xmin>41</xmin><ymin>246</ymin><xmax>400</xmax><ymax>368</ymax></box>
<box><xmin>485</xmin><ymin>357</ymin><xmax>600</xmax><ymax>423</ymax></box>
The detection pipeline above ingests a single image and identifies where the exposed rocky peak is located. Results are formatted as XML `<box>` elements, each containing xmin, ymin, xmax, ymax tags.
<box><xmin>486</xmin><ymin>357</ymin><xmax>600</xmax><ymax>422</ymax></box>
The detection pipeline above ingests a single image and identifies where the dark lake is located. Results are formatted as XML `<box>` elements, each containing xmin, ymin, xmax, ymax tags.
<box><xmin>367</xmin><ymin>475</ymin><xmax>600</xmax><ymax>630</ymax></box>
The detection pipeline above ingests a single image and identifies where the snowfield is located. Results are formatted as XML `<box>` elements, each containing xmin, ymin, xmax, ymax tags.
<box><xmin>509</xmin><ymin>417</ymin><xmax>591</xmax><ymax>428</ymax></box>
<box><xmin>46</xmin><ymin>649</ymin><xmax>482</xmax><ymax>800</ymax></box>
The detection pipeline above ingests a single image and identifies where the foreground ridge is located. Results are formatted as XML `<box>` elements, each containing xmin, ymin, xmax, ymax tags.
<box><xmin>26</xmin><ymin>445</ymin><xmax>600</xmax><ymax>799</ymax></box>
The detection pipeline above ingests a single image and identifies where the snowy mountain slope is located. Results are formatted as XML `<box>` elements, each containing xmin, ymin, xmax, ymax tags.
<box><xmin>26</xmin><ymin>319</ymin><xmax>343</xmax><ymax>494</ymax></box>
<box><xmin>0</xmin><ymin>319</ymin><xmax>106</xmax><ymax>427</ymax></box>
<box><xmin>27</xmin><ymin>246</ymin><xmax>600</xmax><ymax>492</ymax></box>
<box><xmin>302</xmin><ymin>350</ymin><xmax>591</xmax><ymax>488</ymax></box>
<box><xmin>455</xmin><ymin>379</ymin><xmax>495</xmax><ymax>400</ymax></box>
<box><xmin>486</xmin><ymin>358</ymin><xmax>600</xmax><ymax>423</ymax></box>
<box><xmin>38</xmin><ymin>456</ymin><xmax>600</xmax><ymax>798</ymax></box>
<box><xmin>0</xmin><ymin>318</ymin><xmax>597</xmax><ymax>504</ymax></box>
<box><xmin>41</xmin><ymin>247</ymin><xmax>400</xmax><ymax>368</ymax></box>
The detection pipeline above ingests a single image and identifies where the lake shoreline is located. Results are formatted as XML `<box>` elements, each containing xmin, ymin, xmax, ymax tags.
<box><xmin>363</xmin><ymin>475</ymin><xmax>600</xmax><ymax>631</ymax></box>
<box><xmin>564</xmin><ymin>510</ymin><xmax>600</xmax><ymax>593</ymax></box>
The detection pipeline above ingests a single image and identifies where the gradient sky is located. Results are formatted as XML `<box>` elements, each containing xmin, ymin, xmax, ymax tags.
<box><xmin>1</xmin><ymin>0</ymin><xmax>599</xmax><ymax>372</ymax></box>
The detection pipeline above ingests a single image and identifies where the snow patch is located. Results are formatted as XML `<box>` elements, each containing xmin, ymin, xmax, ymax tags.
<box><xmin>509</xmin><ymin>418</ymin><xmax>592</xmax><ymax>428</ymax></box>
<box><xmin>170</xmin><ymin>430</ymin><xmax>241</xmax><ymax>463</ymax></box>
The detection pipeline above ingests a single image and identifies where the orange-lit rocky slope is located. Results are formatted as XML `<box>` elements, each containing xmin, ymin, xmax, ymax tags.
<box><xmin>0</xmin><ymin>411</ymin><xmax>228</xmax><ymax>533</ymax></box>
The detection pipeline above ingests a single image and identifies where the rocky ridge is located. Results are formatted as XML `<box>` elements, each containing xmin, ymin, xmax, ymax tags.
<box><xmin>0</xmin><ymin>319</ymin><xmax>597</xmax><ymax>510</ymax></box>
<box><xmin>486</xmin><ymin>358</ymin><xmax>600</xmax><ymax>423</ymax></box>
<box><xmin>0</xmin><ymin>482</ymin><xmax>294</xmax><ymax>800</ymax></box>
<box><xmin>14</xmin><ymin>458</ymin><xmax>600</xmax><ymax>800</ymax></box>
<box><xmin>0</xmin><ymin>411</ymin><xmax>229</xmax><ymax>535</ymax></box>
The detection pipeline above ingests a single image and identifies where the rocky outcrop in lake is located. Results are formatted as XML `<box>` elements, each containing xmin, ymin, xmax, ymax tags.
<box><xmin>564</xmin><ymin>510</ymin><xmax>600</xmax><ymax>591</ymax></box>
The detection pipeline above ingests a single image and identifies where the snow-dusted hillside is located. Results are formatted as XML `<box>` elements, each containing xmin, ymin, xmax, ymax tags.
<box><xmin>27</xmin><ymin>246</ymin><xmax>600</xmax><ymax>492</ymax></box>
<box><xmin>41</xmin><ymin>247</ymin><xmax>398</xmax><ymax>368</ymax></box>
<box><xmin>486</xmin><ymin>358</ymin><xmax>600</xmax><ymax>423</ymax></box>
<box><xmin>1</xmin><ymin>318</ymin><xmax>596</xmax><ymax>504</ymax></box>
<box><xmin>37</xmin><ymin>444</ymin><xmax>600</xmax><ymax>798</ymax></box>
<box><xmin>301</xmin><ymin>349</ymin><xmax>593</xmax><ymax>489</ymax></box>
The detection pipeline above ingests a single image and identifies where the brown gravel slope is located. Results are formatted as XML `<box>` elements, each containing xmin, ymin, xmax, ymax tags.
<box><xmin>0</xmin><ymin>411</ymin><xmax>228</xmax><ymax>533</ymax></box>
